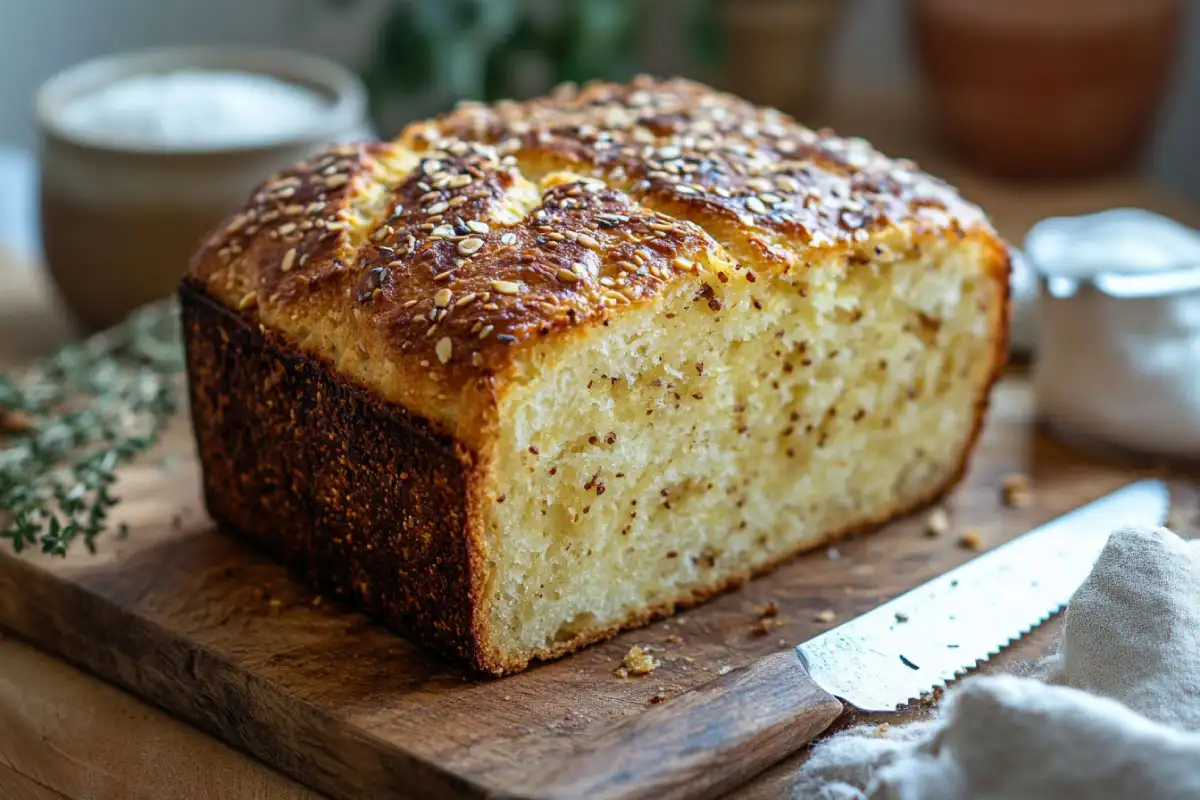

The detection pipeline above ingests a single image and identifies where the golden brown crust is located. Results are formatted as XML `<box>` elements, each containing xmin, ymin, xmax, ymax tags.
<box><xmin>183</xmin><ymin>76</ymin><xmax>1011</xmax><ymax>676</ymax></box>
<box><xmin>188</xmin><ymin>76</ymin><xmax>996</xmax><ymax>436</ymax></box>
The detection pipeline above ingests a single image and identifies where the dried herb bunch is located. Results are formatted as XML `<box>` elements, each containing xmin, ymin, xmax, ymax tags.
<box><xmin>0</xmin><ymin>299</ymin><xmax>185</xmax><ymax>556</ymax></box>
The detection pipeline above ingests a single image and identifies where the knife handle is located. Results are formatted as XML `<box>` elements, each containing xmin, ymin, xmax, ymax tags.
<box><xmin>491</xmin><ymin>651</ymin><xmax>844</xmax><ymax>800</ymax></box>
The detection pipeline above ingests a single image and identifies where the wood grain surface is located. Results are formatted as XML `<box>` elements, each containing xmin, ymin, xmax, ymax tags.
<box><xmin>0</xmin><ymin>375</ymin><xmax>1193</xmax><ymax>799</ymax></box>
<box><xmin>493</xmin><ymin>651</ymin><xmax>843</xmax><ymax>800</ymax></box>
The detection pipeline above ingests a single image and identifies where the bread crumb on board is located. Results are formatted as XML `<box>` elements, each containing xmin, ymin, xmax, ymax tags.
<box><xmin>813</xmin><ymin>609</ymin><xmax>837</xmax><ymax>624</ymax></box>
<box><xmin>751</xmin><ymin>600</ymin><xmax>784</xmax><ymax>635</ymax></box>
<box><xmin>926</xmin><ymin>507</ymin><xmax>950</xmax><ymax>537</ymax></box>
<box><xmin>751</xmin><ymin>618</ymin><xmax>781</xmax><ymax>637</ymax></box>
<box><xmin>756</xmin><ymin>601</ymin><xmax>781</xmax><ymax>618</ymax></box>
<box><xmin>1000</xmin><ymin>473</ymin><xmax>1034</xmax><ymax>508</ymax></box>
<box><xmin>959</xmin><ymin>529</ymin><xmax>985</xmax><ymax>550</ymax></box>
<box><xmin>663</xmin><ymin>633</ymin><xmax>683</xmax><ymax>644</ymax></box>
<box><xmin>614</xmin><ymin>645</ymin><xmax>660</xmax><ymax>678</ymax></box>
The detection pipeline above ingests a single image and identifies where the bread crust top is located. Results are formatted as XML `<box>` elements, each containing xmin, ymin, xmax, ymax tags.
<box><xmin>188</xmin><ymin>76</ymin><xmax>997</xmax><ymax>438</ymax></box>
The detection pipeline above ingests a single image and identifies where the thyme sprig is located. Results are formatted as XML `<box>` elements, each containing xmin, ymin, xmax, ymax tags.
<box><xmin>0</xmin><ymin>299</ymin><xmax>185</xmax><ymax>556</ymax></box>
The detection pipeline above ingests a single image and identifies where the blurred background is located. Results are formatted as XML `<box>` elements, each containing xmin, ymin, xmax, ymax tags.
<box><xmin>2</xmin><ymin>0</ymin><xmax>1199</xmax><ymax>365</ymax></box>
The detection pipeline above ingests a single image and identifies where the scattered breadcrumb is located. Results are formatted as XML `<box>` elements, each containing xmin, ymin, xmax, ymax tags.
<box><xmin>874</xmin><ymin>723</ymin><xmax>891</xmax><ymax>738</ymax></box>
<box><xmin>649</xmin><ymin>690</ymin><xmax>669</xmax><ymax>705</ymax></box>
<box><xmin>926</xmin><ymin>507</ymin><xmax>950</xmax><ymax>537</ymax></box>
<box><xmin>1000</xmin><ymin>473</ymin><xmax>1034</xmax><ymax>508</ymax></box>
<box><xmin>311</xmin><ymin>595</ymin><xmax>324</xmax><ymax>607</ymax></box>
<box><xmin>664</xmin><ymin>633</ymin><xmax>683</xmax><ymax>644</ymax></box>
<box><xmin>717</xmin><ymin>665</ymin><xmax>733</xmax><ymax>675</ymax></box>
<box><xmin>615</xmin><ymin>645</ymin><xmax>660</xmax><ymax>678</ymax></box>
<box><xmin>756</xmin><ymin>601</ymin><xmax>781</xmax><ymax>618</ymax></box>
<box><xmin>814</xmin><ymin>609</ymin><xmax>837</xmax><ymax>624</ymax></box>
<box><xmin>268</xmin><ymin>598</ymin><xmax>284</xmax><ymax>614</ymax></box>
<box><xmin>503</xmin><ymin>695</ymin><xmax>512</xmax><ymax>701</ymax></box>
<box><xmin>960</xmin><ymin>529</ymin><xmax>985</xmax><ymax>551</ymax></box>
<box><xmin>751</xmin><ymin>618</ymin><xmax>779</xmax><ymax>637</ymax></box>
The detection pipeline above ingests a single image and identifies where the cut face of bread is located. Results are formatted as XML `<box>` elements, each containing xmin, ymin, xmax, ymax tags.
<box><xmin>485</xmin><ymin>230</ymin><xmax>1003</xmax><ymax>661</ymax></box>
<box><xmin>184</xmin><ymin>77</ymin><xmax>1008</xmax><ymax>674</ymax></box>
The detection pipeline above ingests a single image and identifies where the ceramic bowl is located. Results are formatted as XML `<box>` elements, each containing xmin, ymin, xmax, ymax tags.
<box><xmin>37</xmin><ymin>45</ymin><xmax>373</xmax><ymax>332</ymax></box>
<box><xmin>910</xmin><ymin>0</ymin><xmax>1181</xmax><ymax>179</ymax></box>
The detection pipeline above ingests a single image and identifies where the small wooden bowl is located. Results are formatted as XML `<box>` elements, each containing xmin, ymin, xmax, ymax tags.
<box><xmin>910</xmin><ymin>0</ymin><xmax>1182</xmax><ymax>179</ymax></box>
<box><xmin>36</xmin><ymin>46</ymin><xmax>372</xmax><ymax>332</ymax></box>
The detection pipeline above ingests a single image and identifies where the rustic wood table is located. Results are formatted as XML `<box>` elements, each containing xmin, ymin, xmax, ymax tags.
<box><xmin>1</xmin><ymin>100</ymin><xmax>1198</xmax><ymax>799</ymax></box>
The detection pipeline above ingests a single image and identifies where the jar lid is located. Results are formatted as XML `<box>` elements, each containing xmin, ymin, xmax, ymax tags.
<box><xmin>1025</xmin><ymin>208</ymin><xmax>1200</xmax><ymax>299</ymax></box>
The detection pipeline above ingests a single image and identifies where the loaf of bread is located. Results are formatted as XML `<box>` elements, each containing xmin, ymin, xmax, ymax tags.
<box><xmin>182</xmin><ymin>77</ymin><xmax>1009</xmax><ymax>675</ymax></box>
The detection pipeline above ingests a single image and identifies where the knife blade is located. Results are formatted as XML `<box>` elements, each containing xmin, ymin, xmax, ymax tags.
<box><xmin>798</xmin><ymin>477</ymin><xmax>1170</xmax><ymax>712</ymax></box>
<box><xmin>494</xmin><ymin>479</ymin><xmax>1170</xmax><ymax>800</ymax></box>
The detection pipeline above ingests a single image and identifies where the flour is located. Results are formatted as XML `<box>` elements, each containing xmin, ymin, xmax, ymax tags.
<box><xmin>796</xmin><ymin>526</ymin><xmax>1200</xmax><ymax>800</ymax></box>
<box><xmin>57</xmin><ymin>70</ymin><xmax>331</xmax><ymax>150</ymax></box>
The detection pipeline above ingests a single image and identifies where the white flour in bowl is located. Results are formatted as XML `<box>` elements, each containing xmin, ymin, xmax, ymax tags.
<box><xmin>56</xmin><ymin>70</ymin><xmax>332</xmax><ymax>150</ymax></box>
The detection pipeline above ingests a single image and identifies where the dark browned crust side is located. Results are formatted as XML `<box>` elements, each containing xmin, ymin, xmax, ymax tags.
<box><xmin>180</xmin><ymin>278</ymin><xmax>495</xmax><ymax>673</ymax></box>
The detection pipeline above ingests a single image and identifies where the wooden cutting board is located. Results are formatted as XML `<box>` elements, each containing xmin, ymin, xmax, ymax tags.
<box><xmin>0</xmin><ymin>375</ymin><xmax>1190</xmax><ymax>799</ymax></box>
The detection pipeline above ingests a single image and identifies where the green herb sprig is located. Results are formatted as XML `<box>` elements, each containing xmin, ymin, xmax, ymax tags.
<box><xmin>0</xmin><ymin>299</ymin><xmax>185</xmax><ymax>556</ymax></box>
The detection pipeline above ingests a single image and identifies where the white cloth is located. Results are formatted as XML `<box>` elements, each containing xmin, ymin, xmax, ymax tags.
<box><xmin>795</xmin><ymin>526</ymin><xmax>1200</xmax><ymax>800</ymax></box>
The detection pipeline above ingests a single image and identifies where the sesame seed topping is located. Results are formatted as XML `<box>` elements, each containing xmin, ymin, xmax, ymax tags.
<box><xmin>435</xmin><ymin>337</ymin><xmax>453</xmax><ymax>364</ymax></box>
<box><xmin>207</xmin><ymin>77</ymin><xmax>983</xmax><ymax>392</ymax></box>
<box><xmin>237</xmin><ymin>291</ymin><xmax>257</xmax><ymax>310</ymax></box>
<box><xmin>457</xmin><ymin>237</ymin><xmax>485</xmax><ymax>255</ymax></box>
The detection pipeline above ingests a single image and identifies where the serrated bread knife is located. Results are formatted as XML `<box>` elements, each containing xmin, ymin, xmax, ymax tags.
<box><xmin>494</xmin><ymin>479</ymin><xmax>1170</xmax><ymax>800</ymax></box>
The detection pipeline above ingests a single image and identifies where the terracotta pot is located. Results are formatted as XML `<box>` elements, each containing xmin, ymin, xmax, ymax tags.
<box><xmin>37</xmin><ymin>46</ymin><xmax>373</xmax><ymax>332</ymax></box>
<box><xmin>910</xmin><ymin>0</ymin><xmax>1182</xmax><ymax>179</ymax></box>
<box><xmin>715</xmin><ymin>0</ymin><xmax>847</xmax><ymax>118</ymax></box>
